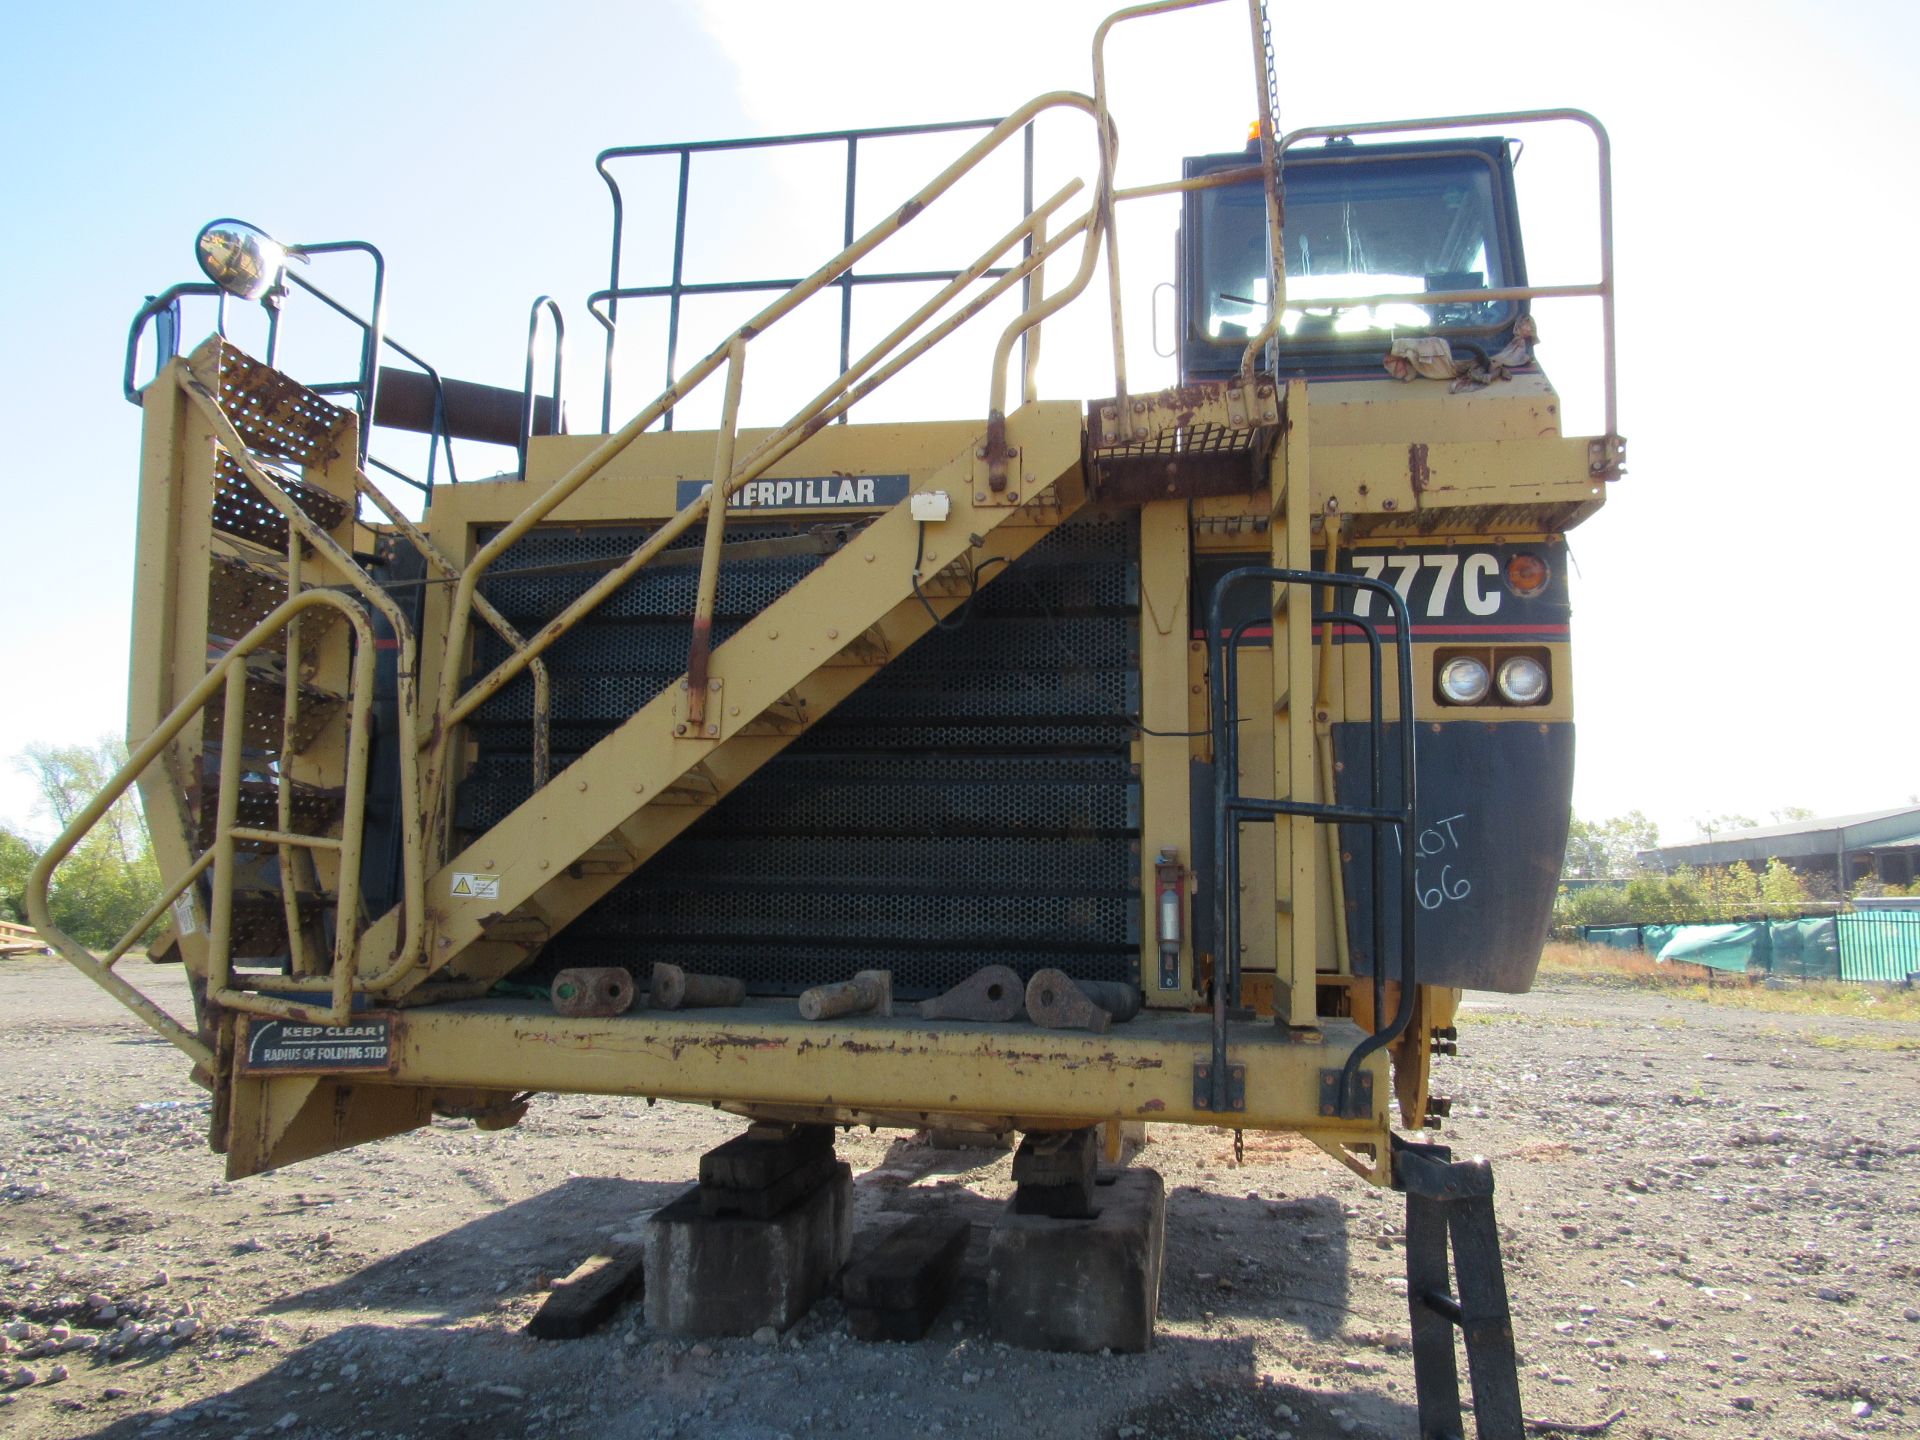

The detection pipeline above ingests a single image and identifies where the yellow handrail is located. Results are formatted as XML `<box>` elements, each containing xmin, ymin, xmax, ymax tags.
<box><xmin>179</xmin><ymin>375</ymin><xmax>427</xmax><ymax>987</ymax></box>
<box><xmin>25</xmin><ymin>589</ymin><xmax>380</xmax><ymax>1065</ymax></box>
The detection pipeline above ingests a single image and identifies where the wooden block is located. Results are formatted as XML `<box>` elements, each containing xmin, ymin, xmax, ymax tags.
<box><xmin>699</xmin><ymin>1125</ymin><xmax>833</xmax><ymax>1192</ymax></box>
<box><xmin>842</xmin><ymin>1216</ymin><xmax>972</xmax><ymax>1313</ymax></box>
<box><xmin>1011</xmin><ymin>1128</ymin><xmax>1099</xmax><ymax>1218</ymax></box>
<box><xmin>699</xmin><ymin>1151</ymin><xmax>840</xmax><ymax>1221</ymax></box>
<box><xmin>525</xmin><ymin>1247</ymin><xmax>646</xmax><ymax>1339</ymax></box>
<box><xmin>843</xmin><ymin>1216</ymin><xmax>971</xmax><ymax>1341</ymax></box>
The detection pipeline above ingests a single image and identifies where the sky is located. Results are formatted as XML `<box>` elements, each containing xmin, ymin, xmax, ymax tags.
<box><xmin>1</xmin><ymin>0</ymin><xmax>1917</xmax><ymax>848</ymax></box>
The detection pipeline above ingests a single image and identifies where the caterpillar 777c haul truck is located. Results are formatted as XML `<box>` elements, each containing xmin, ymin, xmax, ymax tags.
<box><xmin>30</xmin><ymin>0</ymin><xmax>1620</xmax><ymax>1426</ymax></box>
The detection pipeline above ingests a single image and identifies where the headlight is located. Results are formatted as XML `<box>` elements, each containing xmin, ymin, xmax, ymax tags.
<box><xmin>1496</xmin><ymin>655</ymin><xmax>1549</xmax><ymax>705</ymax></box>
<box><xmin>195</xmin><ymin>219</ymin><xmax>289</xmax><ymax>301</ymax></box>
<box><xmin>1437</xmin><ymin>656</ymin><xmax>1491</xmax><ymax>705</ymax></box>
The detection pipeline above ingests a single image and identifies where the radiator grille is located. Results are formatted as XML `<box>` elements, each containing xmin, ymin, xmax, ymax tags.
<box><xmin>456</xmin><ymin>514</ymin><xmax>1141</xmax><ymax>998</ymax></box>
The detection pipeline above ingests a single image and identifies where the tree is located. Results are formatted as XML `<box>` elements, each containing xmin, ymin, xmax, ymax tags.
<box><xmin>1770</xmin><ymin>806</ymin><xmax>1817</xmax><ymax>825</ymax></box>
<box><xmin>1760</xmin><ymin>859</ymin><xmax>1810</xmax><ymax>911</ymax></box>
<box><xmin>1562</xmin><ymin>810</ymin><xmax>1660</xmax><ymax>880</ymax></box>
<box><xmin>15</xmin><ymin>738</ymin><xmax>160</xmax><ymax>952</ymax></box>
<box><xmin>0</xmin><ymin>826</ymin><xmax>37</xmax><ymax>923</ymax></box>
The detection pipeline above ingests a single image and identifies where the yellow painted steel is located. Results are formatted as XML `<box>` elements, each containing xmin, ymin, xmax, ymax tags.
<box><xmin>1135</xmin><ymin>500</ymin><xmax>1198</xmax><ymax>1005</ymax></box>
<box><xmin>1274</xmin><ymin>380</ymin><xmax>1319</xmax><ymax>1027</ymax></box>
<box><xmin>47</xmin><ymin>0</ymin><xmax>1622</xmax><ymax>1189</ymax></box>
<box><xmin>374</xmin><ymin>1004</ymin><xmax>1389</xmax><ymax>1139</ymax></box>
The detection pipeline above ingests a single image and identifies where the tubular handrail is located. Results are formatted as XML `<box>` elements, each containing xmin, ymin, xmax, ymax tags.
<box><xmin>519</xmin><ymin>296</ymin><xmax>565</xmax><ymax>476</ymax></box>
<box><xmin>353</xmin><ymin>474</ymin><xmax>554</xmax><ymax>791</ymax></box>
<box><xmin>23</xmin><ymin>589</ymin><xmax>380</xmax><ymax>1066</ymax></box>
<box><xmin>1236</xmin><ymin>107</ymin><xmax>1622</xmax><ymax>477</ymax></box>
<box><xmin>1206</xmin><ymin>566</ymin><xmax>1420</xmax><ymax>1119</ymax></box>
<box><xmin>429</xmin><ymin>90</ymin><xmax>1110</xmax><ymax>752</ymax></box>
<box><xmin>124</xmin><ymin>283</ymin><xmax>227</xmax><ymax>402</ymax></box>
<box><xmin>203</xmin><ymin>594</ymin><xmax>379</xmax><ymax>1027</ymax></box>
<box><xmin>178</xmin><ymin>372</ymin><xmax>427</xmax><ymax>989</ymax></box>
<box><xmin>439</xmin><ymin>176</ymin><xmax>1092</xmax><ymax>740</ymax></box>
<box><xmin>1089</xmin><ymin>0</ymin><xmax>1218</xmax><ymax>412</ymax></box>
<box><xmin>594</xmin><ymin>115</ymin><xmax>1021</xmax><ymax>433</ymax></box>
<box><xmin>275</xmin><ymin>241</ymin><xmax>386</xmax><ymax>466</ymax></box>
<box><xmin>441</xmin><ymin>186</ymin><xmax>1090</xmax><ymax>744</ymax></box>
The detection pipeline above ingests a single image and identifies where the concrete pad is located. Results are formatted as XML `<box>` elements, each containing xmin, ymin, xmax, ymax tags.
<box><xmin>643</xmin><ymin>1164</ymin><xmax>852</xmax><ymax>1336</ymax></box>
<box><xmin>987</xmin><ymin>1167</ymin><xmax>1165</xmax><ymax>1353</ymax></box>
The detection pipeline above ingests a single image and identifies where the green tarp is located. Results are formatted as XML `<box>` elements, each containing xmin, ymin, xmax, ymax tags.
<box><xmin>1768</xmin><ymin>918</ymin><xmax>1841</xmax><ymax>980</ymax></box>
<box><xmin>1656</xmin><ymin>922</ymin><xmax>1769</xmax><ymax>974</ymax></box>
<box><xmin>1579</xmin><ymin>913</ymin><xmax>1920</xmax><ymax>982</ymax></box>
<box><xmin>1582</xmin><ymin>925</ymin><xmax>1644</xmax><ymax>951</ymax></box>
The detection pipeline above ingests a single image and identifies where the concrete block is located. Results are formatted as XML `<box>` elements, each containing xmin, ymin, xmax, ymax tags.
<box><xmin>643</xmin><ymin>1163</ymin><xmax>852</xmax><ymax>1336</ymax></box>
<box><xmin>987</xmin><ymin>1167</ymin><xmax>1165</xmax><ymax>1353</ymax></box>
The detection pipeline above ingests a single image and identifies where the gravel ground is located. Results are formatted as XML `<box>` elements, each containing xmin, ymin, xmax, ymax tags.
<box><xmin>1</xmin><ymin>957</ymin><xmax>1915</xmax><ymax>1440</ymax></box>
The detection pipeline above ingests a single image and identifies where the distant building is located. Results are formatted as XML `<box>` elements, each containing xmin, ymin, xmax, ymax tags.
<box><xmin>1637</xmin><ymin>807</ymin><xmax>1920</xmax><ymax>890</ymax></box>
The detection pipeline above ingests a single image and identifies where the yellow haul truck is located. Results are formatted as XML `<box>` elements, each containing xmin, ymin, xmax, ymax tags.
<box><xmin>31</xmin><ymin>1</ymin><xmax>1620</xmax><ymax>1427</ymax></box>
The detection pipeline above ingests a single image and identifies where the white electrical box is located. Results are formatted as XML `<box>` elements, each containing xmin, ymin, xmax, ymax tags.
<box><xmin>910</xmin><ymin>490</ymin><xmax>951</xmax><ymax>523</ymax></box>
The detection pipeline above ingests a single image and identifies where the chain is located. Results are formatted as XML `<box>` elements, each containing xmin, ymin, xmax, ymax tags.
<box><xmin>1234</xmin><ymin>1128</ymin><xmax>1245</xmax><ymax>1165</ymax></box>
<box><xmin>1260</xmin><ymin>1</ymin><xmax>1279</xmax><ymax>135</ymax></box>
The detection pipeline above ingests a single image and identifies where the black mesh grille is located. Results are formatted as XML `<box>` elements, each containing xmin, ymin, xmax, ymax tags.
<box><xmin>457</xmin><ymin>514</ymin><xmax>1142</xmax><ymax>998</ymax></box>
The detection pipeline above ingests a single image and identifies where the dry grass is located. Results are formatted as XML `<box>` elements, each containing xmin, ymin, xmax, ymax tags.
<box><xmin>1536</xmin><ymin>941</ymin><xmax>1711</xmax><ymax>985</ymax></box>
<box><xmin>1536</xmin><ymin>941</ymin><xmax>1920</xmax><ymax>1023</ymax></box>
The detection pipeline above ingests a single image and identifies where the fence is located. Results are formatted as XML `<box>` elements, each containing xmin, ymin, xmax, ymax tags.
<box><xmin>1579</xmin><ymin>912</ymin><xmax>1920</xmax><ymax>984</ymax></box>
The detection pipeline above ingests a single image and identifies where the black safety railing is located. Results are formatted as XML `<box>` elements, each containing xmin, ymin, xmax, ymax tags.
<box><xmin>519</xmin><ymin>296</ymin><xmax>566</xmax><ymax>475</ymax></box>
<box><xmin>591</xmin><ymin>118</ymin><xmax>1037</xmax><ymax>432</ymax></box>
<box><xmin>124</xmin><ymin>243</ymin><xmax>462</xmax><ymax>499</ymax></box>
<box><xmin>1205</xmin><ymin>567</ymin><xmax>1419</xmax><ymax>1118</ymax></box>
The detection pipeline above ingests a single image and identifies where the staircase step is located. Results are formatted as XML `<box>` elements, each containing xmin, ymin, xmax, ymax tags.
<box><xmin>192</xmin><ymin>767</ymin><xmax>344</xmax><ymax>850</ymax></box>
<box><xmin>203</xmin><ymin>338</ymin><xmax>356</xmax><ymax>468</ymax></box>
<box><xmin>822</xmin><ymin>624</ymin><xmax>893</xmax><ymax>668</ymax></box>
<box><xmin>211</xmin><ymin>448</ymin><xmax>352</xmax><ymax>552</ymax></box>
<box><xmin>203</xmin><ymin>656</ymin><xmax>346</xmax><ymax>757</ymax></box>
<box><xmin>227</xmin><ymin>889</ymin><xmax>328</xmax><ymax>959</ymax></box>
<box><xmin>206</xmin><ymin>553</ymin><xmax>345</xmax><ymax>651</ymax></box>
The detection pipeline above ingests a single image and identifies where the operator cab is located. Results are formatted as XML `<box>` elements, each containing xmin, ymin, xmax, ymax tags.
<box><xmin>1178</xmin><ymin>136</ymin><xmax>1528</xmax><ymax>383</ymax></box>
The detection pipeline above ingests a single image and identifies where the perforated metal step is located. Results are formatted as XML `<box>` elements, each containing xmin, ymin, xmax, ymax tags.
<box><xmin>202</xmin><ymin>656</ymin><xmax>345</xmax><ymax>757</ymax></box>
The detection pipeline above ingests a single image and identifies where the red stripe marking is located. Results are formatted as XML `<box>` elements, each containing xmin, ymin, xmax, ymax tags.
<box><xmin>1192</xmin><ymin>624</ymin><xmax>1570</xmax><ymax>640</ymax></box>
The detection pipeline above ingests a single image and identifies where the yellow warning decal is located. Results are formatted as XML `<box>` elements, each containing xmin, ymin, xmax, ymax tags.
<box><xmin>450</xmin><ymin>872</ymin><xmax>501</xmax><ymax>900</ymax></box>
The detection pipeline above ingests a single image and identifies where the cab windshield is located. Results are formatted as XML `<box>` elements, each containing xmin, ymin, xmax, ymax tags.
<box><xmin>1195</xmin><ymin>149</ymin><xmax>1516</xmax><ymax>344</ymax></box>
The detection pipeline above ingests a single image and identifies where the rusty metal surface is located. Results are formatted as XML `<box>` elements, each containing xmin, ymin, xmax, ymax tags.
<box><xmin>649</xmin><ymin>963</ymin><xmax>745</xmax><ymax>1011</ymax></box>
<box><xmin>380</xmin><ymin>998</ymin><xmax>1390</xmax><ymax>1138</ymax></box>
<box><xmin>202</xmin><ymin>656</ymin><xmax>342</xmax><ymax>757</ymax></box>
<box><xmin>918</xmin><ymin>964</ymin><xmax>1025</xmax><ymax>1023</ymax></box>
<box><xmin>209</xmin><ymin>340</ymin><xmax>351</xmax><ymax>467</ymax></box>
<box><xmin>797</xmin><ymin>969</ymin><xmax>892</xmax><ymax>1021</ymax></box>
<box><xmin>1025</xmin><ymin>969</ymin><xmax>1142</xmax><ymax>1033</ymax></box>
<box><xmin>551</xmin><ymin>967</ymin><xmax>636</xmax><ymax>1018</ymax></box>
<box><xmin>1086</xmin><ymin>379</ymin><xmax>1280</xmax><ymax>502</ymax></box>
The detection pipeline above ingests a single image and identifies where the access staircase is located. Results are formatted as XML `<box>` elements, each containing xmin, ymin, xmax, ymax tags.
<box><xmin>27</xmin><ymin>84</ymin><xmax>1133</xmax><ymax>1050</ymax></box>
